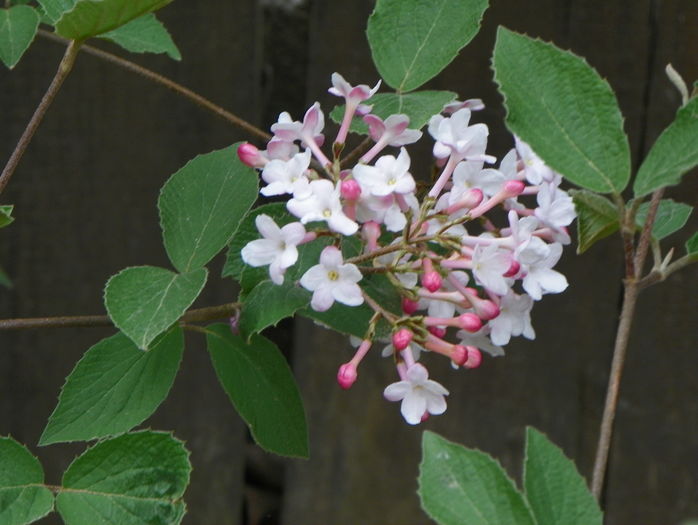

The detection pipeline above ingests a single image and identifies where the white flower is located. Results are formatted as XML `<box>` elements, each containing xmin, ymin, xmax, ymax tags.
<box><xmin>449</xmin><ymin>160</ymin><xmax>504</xmax><ymax>200</ymax></box>
<box><xmin>260</xmin><ymin>149</ymin><xmax>312</xmax><ymax>197</ymax></box>
<box><xmin>300</xmin><ymin>246</ymin><xmax>363</xmax><ymax>311</ymax></box>
<box><xmin>488</xmin><ymin>290</ymin><xmax>535</xmax><ymax>346</ymax></box>
<box><xmin>241</xmin><ymin>215</ymin><xmax>306</xmax><ymax>285</ymax></box>
<box><xmin>514</xmin><ymin>136</ymin><xmax>555</xmax><ymax>184</ymax></box>
<box><xmin>471</xmin><ymin>243</ymin><xmax>511</xmax><ymax>296</ymax></box>
<box><xmin>287</xmin><ymin>179</ymin><xmax>358</xmax><ymax>235</ymax></box>
<box><xmin>534</xmin><ymin>181</ymin><xmax>576</xmax><ymax>245</ymax></box>
<box><xmin>521</xmin><ymin>242</ymin><xmax>568</xmax><ymax>300</ymax></box>
<box><xmin>352</xmin><ymin>147</ymin><xmax>416</xmax><ymax>197</ymax></box>
<box><xmin>456</xmin><ymin>328</ymin><xmax>505</xmax><ymax>357</ymax></box>
<box><xmin>383</xmin><ymin>363</ymin><xmax>449</xmax><ymax>425</ymax></box>
<box><xmin>428</xmin><ymin>108</ymin><xmax>491</xmax><ymax>162</ymax></box>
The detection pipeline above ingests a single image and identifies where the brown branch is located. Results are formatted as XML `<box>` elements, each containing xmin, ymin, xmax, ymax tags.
<box><xmin>633</xmin><ymin>189</ymin><xmax>665</xmax><ymax>278</ymax></box>
<box><xmin>38</xmin><ymin>29</ymin><xmax>271</xmax><ymax>143</ymax></box>
<box><xmin>0</xmin><ymin>302</ymin><xmax>240</xmax><ymax>331</ymax></box>
<box><xmin>0</xmin><ymin>39</ymin><xmax>82</xmax><ymax>196</ymax></box>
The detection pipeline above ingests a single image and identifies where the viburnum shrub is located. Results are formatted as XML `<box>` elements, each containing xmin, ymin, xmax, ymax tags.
<box><xmin>0</xmin><ymin>0</ymin><xmax>695</xmax><ymax>523</ymax></box>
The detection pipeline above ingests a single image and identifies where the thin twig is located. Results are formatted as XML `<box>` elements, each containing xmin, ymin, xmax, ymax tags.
<box><xmin>0</xmin><ymin>302</ymin><xmax>240</xmax><ymax>330</ymax></box>
<box><xmin>634</xmin><ymin>189</ymin><xmax>664</xmax><ymax>278</ymax></box>
<box><xmin>38</xmin><ymin>29</ymin><xmax>271</xmax><ymax>143</ymax></box>
<box><xmin>340</xmin><ymin>136</ymin><xmax>372</xmax><ymax>168</ymax></box>
<box><xmin>0</xmin><ymin>39</ymin><xmax>82</xmax><ymax>196</ymax></box>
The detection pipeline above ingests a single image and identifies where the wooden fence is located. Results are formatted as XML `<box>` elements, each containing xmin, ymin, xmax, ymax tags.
<box><xmin>0</xmin><ymin>1</ymin><xmax>696</xmax><ymax>524</ymax></box>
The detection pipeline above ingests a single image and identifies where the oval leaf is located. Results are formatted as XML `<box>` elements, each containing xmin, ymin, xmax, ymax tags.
<box><xmin>635</xmin><ymin>199</ymin><xmax>693</xmax><ymax>240</ymax></box>
<box><xmin>239</xmin><ymin>281</ymin><xmax>309</xmax><ymax>340</ymax></box>
<box><xmin>524</xmin><ymin>428</ymin><xmax>603</xmax><ymax>525</ymax></box>
<box><xmin>0</xmin><ymin>204</ymin><xmax>14</xmax><ymax>228</ymax></box>
<box><xmin>419</xmin><ymin>431</ymin><xmax>536</xmax><ymax>525</ymax></box>
<box><xmin>493</xmin><ymin>27</ymin><xmax>631</xmax><ymax>194</ymax></box>
<box><xmin>56</xmin><ymin>431</ymin><xmax>190</xmax><ymax>525</ymax></box>
<box><xmin>55</xmin><ymin>0</ymin><xmax>172</xmax><ymax>40</ymax></box>
<box><xmin>104</xmin><ymin>265</ymin><xmax>207</xmax><ymax>350</ymax></box>
<box><xmin>100</xmin><ymin>13</ymin><xmax>180</xmax><ymax>60</ymax></box>
<box><xmin>40</xmin><ymin>328</ymin><xmax>183</xmax><ymax>445</ymax></box>
<box><xmin>36</xmin><ymin>0</ymin><xmax>75</xmax><ymax>25</ymax></box>
<box><xmin>685</xmin><ymin>232</ymin><xmax>698</xmax><ymax>255</ymax></box>
<box><xmin>569</xmin><ymin>189</ymin><xmax>619</xmax><ymax>254</ymax></box>
<box><xmin>634</xmin><ymin>96</ymin><xmax>698</xmax><ymax>197</ymax></box>
<box><xmin>0</xmin><ymin>6</ymin><xmax>40</xmax><ymax>69</ymax></box>
<box><xmin>329</xmin><ymin>91</ymin><xmax>457</xmax><ymax>135</ymax></box>
<box><xmin>367</xmin><ymin>0</ymin><xmax>488</xmax><ymax>92</ymax></box>
<box><xmin>0</xmin><ymin>437</ymin><xmax>54</xmax><ymax>525</ymax></box>
<box><xmin>206</xmin><ymin>324</ymin><xmax>308</xmax><ymax>458</ymax></box>
<box><xmin>160</xmin><ymin>145</ymin><xmax>259</xmax><ymax>273</ymax></box>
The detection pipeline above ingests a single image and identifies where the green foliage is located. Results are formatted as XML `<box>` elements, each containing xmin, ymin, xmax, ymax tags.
<box><xmin>634</xmin><ymin>96</ymin><xmax>698</xmax><ymax>197</ymax></box>
<box><xmin>493</xmin><ymin>27</ymin><xmax>631</xmax><ymax>194</ymax></box>
<box><xmin>239</xmin><ymin>280</ymin><xmax>310</xmax><ymax>339</ymax></box>
<box><xmin>100</xmin><ymin>13</ymin><xmax>181</xmax><ymax>60</ymax></box>
<box><xmin>55</xmin><ymin>0</ymin><xmax>173</xmax><ymax>40</ymax></box>
<box><xmin>36</xmin><ymin>0</ymin><xmax>75</xmax><ymax>25</ymax></box>
<box><xmin>0</xmin><ymin>437</ymin><xmax>54</xmax><ymax>525</ymax></box>
<box><xmin>0</xmin><ymin>6</ymin><xmax>40</xmax><ymax>69</ymax></box>
<box><xmin>56</xmin><ymin>431</ymin><xmax>190</xmax><ymax>525</ymax></box>
<box><xmin>419</xmin><ymin>431</ymin><xmax>536</xmax><ymax>525</ymax></box>
<box><xmin>160</xmin><ymin>145</ymin><xmax>258</xmax><ymax>273</ymax></box>
<box><xmin>104</xmin><ymin>265</ymin><xmax>207</xmax><ymax>350</ymax></box>
<box><xmin>524</xmin><ymin>428</ymin><xmax>602</xmax><ymax>525</ymax></box>
<box><xmin>0</xmin><ymin>266</ymin><xmax>11</xmax><ymax>288</ymax></box>
<box><xmin>569</xmin><ymin>190</ymin><xmax>619</xmax><ymax>253</ymax></box>
<box><xmin>206</xmin><ymin>324</ymin><xmax>309</xmax><ymax>458</ymax></box>
<box><xmin>686</xmin><ymin>232</ymin><xmax>698</xmax><ymax>255</ymax></box>
<box><xmin>329</xmin><ymin>91</ymin><xmax>457</xmax><ymax>135</ymax></box>
<box><xmin>367</xmin><ymin>0</ymin><xmax>488</xmax><ymax>92</ymax></box>
<box><xmin>0</xmin><ymin>205</ymin><xmax>14</xmax><ymax>228</ymax></box>
<box><xmin>40</xmin><ymin>328</ymin><xmax>183</xmax><ymax>445</ymax></box>
<box><xmin>635</xmin><ymin>199</ymin><xmax>693</xmax><ymax>240</ymax></box>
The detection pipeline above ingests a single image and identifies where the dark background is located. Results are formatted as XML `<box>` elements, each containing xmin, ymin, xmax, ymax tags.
<box><xmin>0</xmin><ymin>1</ymin><xmax>696</xmax><ymax>524</ymax></box>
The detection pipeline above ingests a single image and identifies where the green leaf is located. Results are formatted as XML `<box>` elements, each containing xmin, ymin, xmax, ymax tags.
<box><xmin>0</xmin><ymin>437</ymin><xmax>54</xmax><ymax>525</ymax></box>
<box><xmin>239</xmin><ymin>281</ymin><xmax>309</xmax><ymax>339</ymax></box>
<box><xmin>160</xmin><ymin>145</ymin><xmax>259</xmax><ymax>273</ymax></box>
<box><xmin>0</xmin><ymin>205</ymin><xmax>14</xmax><ymax>228</ymax></box>
<box><xmin>569</xmin><ymin>189</ymin><xmax>620</xmax><ymax>253</ymax></box>
<box><xmin>493</xmin><ymin>27</ymin><xmax>631</xmax><ymax>194</ymax></box>
<box><xmin>100</xmin><ymin>13</ymin><xmax>180</xmax><ymax>60</ymax></box>
<box><xmin>367</xmin><ymin>0</ymin><xmax>488</xmax><ymax>92</ymax></box>
<box><xmin>0</xmin><ymin>266</ymin><xmax>12</xmax><ymax>288</ymax></box>
<box><xmin>0</xmin><ymin>6</ymin><xmax>40</xmax><ymax>69</ymax></box>
<box><xmin>36</xmin><ymin>0</ymin><xmax>75</xmax><ymax>24</ymax></box>
<box><xmin>300</xmin><ymin>302</ymin><xmax>375</xmax><ymax>339</ymax></box>
<box><xmin>55</xmin><ymin>0</ymin><xmax>172</xmax><ymax>39</ymax></box>
<box><xmin>634</xmin><ymin>96</ymin><xmax>698</xmax><ymax>197</ymax></box>
<box><xmin>419</xmin><ymin>431</ymin><xmax>536</xmax><ymax>525</ymax></box>
<box><xmin>56</xmin><ymin>431</ymin><xmax>190</xmax><ymax>525</ymax></box>
<box><xmin>635</xmin><ymin>199</ymin><xmax>693</xmax><ymax>240</ymax></box>
<box><xmin>329</xmin><ymin>91</ymin><xmax>457</xmax><ymax>135</ymax></box>
<box><xmin>206</xmin><ymin>324</ymin><xmax>308</xmax><ymax>458</ymax></box>
<box><xmin>524</xmin><ymin>427</ymin><xmax>602</xmax><ymax>525</ymax></box>
<box><xmin>686</xmin><ymin>232</ymin><xmax>698</xmax><ymax>255</ymax></box>
<box><xmin>104</xmin><ymin>265</ymin><xmax>207</xmax><ymax>350</ymax></box>
<box><xmin>40</xmin><ymin>328</ymin><xmax>183</xmax><ymax>445</ymax></box>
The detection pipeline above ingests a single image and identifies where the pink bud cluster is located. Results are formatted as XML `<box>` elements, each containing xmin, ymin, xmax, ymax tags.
<box><xmin>238</xmin><ymin>72</ymin><xmax>577</xmax><ymax>425</ymax></box>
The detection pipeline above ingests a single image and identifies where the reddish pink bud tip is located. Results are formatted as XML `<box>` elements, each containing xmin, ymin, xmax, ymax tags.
<box><xmin>503</xmin><ymin>180</ymin><xmax>526</xmax><ymax>197</ymax></box>
<box><xmin>451</xmin><ymin>344</ymin><xmax>468</xmax><ymax>366</ymax></box>
<box><xmin>478</xmin><ymin>300</ymin><xmax>500</xmax><ymax>320</ymax></box>
<box><xmin>420</xmin><ymin>411</ymin><xmax>430</xmax><ymax>423</ymax></box>
<box><xmin>401</xmin><ymin>297</ymin><xmax>419</xmax><ymax>315</ymax></box>
<box><xmin>463</xmin><ymin>346</ymin><xmax>482</xmax><ymax>369</ymax></box>
<box><xmin>458</xmin><ymin>313</ymin><xmax>482</xmax><ymax>332</ymax></box>
<box><xmin>427</xmin><ymin>326</ymin><xmax>447</xmax><ymax>338</ymax></box>
<box><xmin>237</xmin><ymin>142</ymin><xmax>263</xmax><ymax>168</ymax></box>
<box><xmin>392</xmin><ymin>328</ymin><xmax>413</xmax><ymax>351</ymax></box>
<box><xmin>422</xmin><ymin>271</ymin><xmax>442</xmax><ymax>293</ymax></box>
<box><xmin>341</xmin><ymin>179</ymin><xmax>362</xmax><ymax>200</ymax></box>
<box><xmin>337</xmin><ymin>363</ymin><xmax>358</xmax><ymax>389</ymax></box>
<box><xmin>503</xmin><ymin>260</ymin><xmax>520</xmax><ymax>278</ymax></box>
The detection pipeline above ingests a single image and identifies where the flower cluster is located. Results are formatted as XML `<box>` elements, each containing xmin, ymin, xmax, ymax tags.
<box><xmin>239</xmin><ymin>73</ymin><xmax>576</xmax><ymax>425</ymax></box>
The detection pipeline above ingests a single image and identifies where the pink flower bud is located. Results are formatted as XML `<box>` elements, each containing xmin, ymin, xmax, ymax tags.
<box><xmin>463</xmin><ymin>346</ymin><xmax>482</xmax><ymax>369</ymax></box>
<box><xmin>401</xmin><ymin>297</ymin><xmax>419</xmax><ymax>315</ymax></box>
<box><xmin>427</xmin><ymin>326</ymin><xmax>447</xmax><ymax>338</ymax></box>
<box><xmin>361</xmin><ymin>221</ymin><xmax>381</xmax><ymax>251</ymax></box>
<box><xmin>337</xmin><ymin>363</ymin><xmax>358</xmax><ymax>389</ymax></box>
<box><xmin>477</xmin><ymin>300</ymin><xmax>500</xmax><ymax>320</ymax></box>
<box><xmin>341</xmin><ymin>179</ymin><xmax>362</xmax><ymax>200</ymax></box>
<box><xmin>503</xmin><ymin>259</ymin><xmax>520</xmax><ymax>278</ymax></box>
<box><xmin>422</xmin><ymin>271</ymin><xmax>442</xmax><ymax>292</ymax></box>
<box><xmin>458</xmin><ymin>313</ymin><xmax>482</xmax><ymax>332</ymax></box>
<box><xmin>237</xmin><ymin>142</ymin><xmax>265</xmax><ymax>168</ymax></box>
<box><xmin>450</xmin><ymin>344</ymin><xmax>468</xmax><ymax>366</ymax></box>
<box><xmin>392</xmin><ymin>328</ymin><xmax>413</xmax><ymax>351</ymax></box>
<box><xmin>503</xmin><ymin>180</ymin><xmax>526</xmax><ymax>198</ymax></box>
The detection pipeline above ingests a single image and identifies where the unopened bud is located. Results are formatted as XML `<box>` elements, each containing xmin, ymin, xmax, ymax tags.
<box><xmin>503</xmin><ymin>260</ymin><xmax>520</xmax><ymax>278</ymax></box>
<box><xmin>458</xmin><ymin>313</ymin><xmax>482</xmax><ymax>332</ymax></box>
<box><xmin>503</xmin><ymin>180</ymin><xmax>526</xmax><ymax>197</ymax></box>
<box><xmin>337</xmin><ymin>363</ymin><xmax>358</xmax><ymax>389</ymax></box>
<box><xmin>392</xmin><ymin>328</ymin><xmax>413</xmax><ymax>351</ymax></box>
<box><xmin>463</xmin><ymin>346</ymin><xmax>482</xmax><ymax>369</ymax></box>
<box><xmin>341</xmin><ymin>179</ymin><xmax>362</xmax><ymax>200</ymax></box>
<box><xmin>401</xmin><ymin>297</ymin><xmax>419</xmax><ymax>315</ymax></box>
<box><xmin>237</xmin><ymin>142</ymin><xmax>265</xmax><ymax>168</ymax></box>
<box><xmin>422</xmin><ymin>271</ymin><xmax>442</xmax><ymax>293</ymax></box>
<box><xmin>427</xmin><ymin>326</ymin><xmax>447</xmax><ymax>338</ymax></box>
<box><xmin>450</xmin><ymin>344</ymin><xmax>468</xmax><ymax>366</ymax></box>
